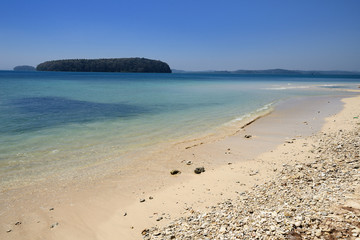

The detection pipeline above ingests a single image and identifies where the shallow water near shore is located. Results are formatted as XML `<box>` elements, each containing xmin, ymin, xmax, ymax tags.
<box><xmin>0</xmin><ymin>71</ymin><xmax>359</xmax><ymax>190</ymax></box>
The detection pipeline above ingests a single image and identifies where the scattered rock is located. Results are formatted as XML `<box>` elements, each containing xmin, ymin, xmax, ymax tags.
<box><xmin>6</xmin><ymin>229</ymin><xmax>12</xmax><ymax>233</ymax></box>
<box><xmin>142</xmin><ymin>229</ymin><xmax>149</xmax><ymax>235</ymax></box>
<box><xmin>149</xmin><ymin>196</ymin><xmax>153</xmax><ymax>200</ymax></box>
<box><xmin>156</xmin><ymin>217</ymin><xmax>163</xmax><ymax>221</ymax></box>
<box><xmin>315</xmin><ymin>229</ymin><xmax>322</xmax><ymax>237</ymax></box>
<box><xmin>249</xmin><ymin>170</ymin><xmax>259</xmax><ymax>176</ymax></box>
<box><xmin>194</xmin><ymin>167</ymin><xmax>205</xmax><ymax>174</ymax></box>
<box><xmin>244</xmin><ymin>134</ymin><xmax>252</xmax><ymax>138</ymax></box>
<box><xmin>15</xmin><ymin>221</ymin><xmax>21</xmax><ymax>226</ymax></box>
<box><xmin>143</xmin><ymin>125</ymin><xmax>360</xmax><ymax>239</ymax></box>
<box><xmin>49</xmin><ymin>208</ymin><xmax>54</xmax><ymax>211</ymax></box>
<box><xmin>50</xmin><ymin>222</ymin><xmax>59</xmax><ymax>229</ymax></box>
<box><xmin>140</xmin><ymin>199</ymin><xmax>146</xmax><ymax>203</ymax></box>
<box><xmin>186</xmin><ymin>161</ymin><xmax>192</xmax><ymax>165</ymax></box>
<box><xmin>219</xmin><ymin>225</ymin><xmax>227</xmax><ymax>233</ymax></box>
<box><xmin>294</xmin><ymin>221</ymin><xmax>301</xmax><ymax>227</ymax></box>
<box><xmin>170</xmin><ymin>170</ymin><xmax>181</xmax><ymax>175</ymax></box>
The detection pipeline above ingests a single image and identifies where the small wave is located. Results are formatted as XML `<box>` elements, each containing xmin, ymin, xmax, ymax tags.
<box><xmin>226</xmin><ymin>102</ymin><xmax>275</xmax><ymax>127</ymax></box>
<box><xmin>318</xmin><ymin>84</ymin><xmax>344</xmax><ymax>89</ymax></box>
<box><xmin>320</xmin><ymin>84</ymin><xmax>338</xmax><ymax>87</ymax></box>
<box><xmin>264</xmin><ymin>86</ymin><xmax>311</xmax><ymax>90</ymax></box>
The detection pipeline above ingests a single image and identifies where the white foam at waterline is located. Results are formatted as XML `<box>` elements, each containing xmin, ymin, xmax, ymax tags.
<box><xmin>263</xmin><ymin>86</ymin><xmax>311</xmax><ymax>90</ymax></box>
<box><xmin>225</xmin><ymin>102</ymin><xmax>275</xmax><ymax>126</ymax></box>
<box><xmin>320</xmin><ymin>84</ymin><xmax>339</xmax><ymax>87</ymax></box>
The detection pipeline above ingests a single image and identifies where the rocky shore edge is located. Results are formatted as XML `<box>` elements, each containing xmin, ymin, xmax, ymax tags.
<box><xmin>142</xmin><ymin>101</ymin><xmax>360</xmax><ymax>239</ymax></box>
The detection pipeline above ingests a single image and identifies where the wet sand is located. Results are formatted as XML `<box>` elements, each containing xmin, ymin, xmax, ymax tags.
<box><xmin>0</xmin><ymin>94</ymin><xmax>357</xmax><ymax>240</ymax></box>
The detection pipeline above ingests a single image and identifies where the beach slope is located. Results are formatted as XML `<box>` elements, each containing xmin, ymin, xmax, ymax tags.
<box><xmin>1</xmin><ymin>95</ymin><xmax>359</xmax><ymax>239</ymax></box>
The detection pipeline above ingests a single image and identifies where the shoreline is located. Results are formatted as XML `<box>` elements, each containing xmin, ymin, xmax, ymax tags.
<box><xmin>0</xmin><ymin>98</ymin><xmax>276</xmax><ymax>193</ymax></box>
<box><xmin>0</xmin><ymin>85</ymin><xmax>356</xmax><ymax>192</ymax></box>
<box><xmin>143</xmin><ymin>95</ymin><xmax>360</xmax><ymax>239</ymax></box>
<box><xmin>0</xmin><ymin>93</ymin><xmax>357</xmax><ymax>239</ymax></box>
<box><xmin>0</xmin><ymin>99</ymin><xmax>275</xmax><ymax>192</ymax></box>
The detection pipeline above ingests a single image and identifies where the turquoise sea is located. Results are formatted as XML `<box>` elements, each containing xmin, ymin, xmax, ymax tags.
<box><xmin>0</xmin><ymin>71</ymin><xmax>359</xmax><ymax>189</ymax></box>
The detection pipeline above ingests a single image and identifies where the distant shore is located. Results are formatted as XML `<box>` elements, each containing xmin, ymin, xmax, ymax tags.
<box><xmin>1</xmin><ymin>92</ymin><xmax>358</xmax><ymax>239</ymax></box>
<box><xmin>171</xmin><ymin>68</ymin><xmax>360</xmax><ymax>77</ymax></box>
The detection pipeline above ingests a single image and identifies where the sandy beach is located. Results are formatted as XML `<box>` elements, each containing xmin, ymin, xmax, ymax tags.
<box><xmin>2</xmin><ymin>0</ymin><xmax>360</xmax><ymax>238</ymax></box>
<box><xmin>1</xmin><ymin>93</ymin><xmax>359</xmax><ymax>240</ymax></box>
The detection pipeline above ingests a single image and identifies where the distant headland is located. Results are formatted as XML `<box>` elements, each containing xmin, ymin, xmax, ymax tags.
<box><xmin>172</xmin><ymin>68</ymin><xmax>360</xmax><ymax>76</ymax></box>
<box><xmin>13</xmin><ymin>65</ymin><xmax>36</xmax><ymax>71</ymax></box>
<box><xmin>36</xmin><ymin>58</ymin><xmax>172</xmax><ymax>73</ymax></box>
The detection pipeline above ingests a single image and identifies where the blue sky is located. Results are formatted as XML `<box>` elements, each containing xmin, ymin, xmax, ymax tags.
<box><xmin>1</xmin><ymin>0</ymin><xmax>360</xmax><ymax>71</ymax></box>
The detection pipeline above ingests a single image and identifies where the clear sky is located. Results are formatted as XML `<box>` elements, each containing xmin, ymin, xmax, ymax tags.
<box><xmin>1</xmin><ymin>0</ymin><xmax>360</xmax><ymax>71</ymax></box>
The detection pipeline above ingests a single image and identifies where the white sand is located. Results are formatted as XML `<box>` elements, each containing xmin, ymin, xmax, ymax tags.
<box><xmin>1</xmin><ymin>94</ymin><xmax>359</xmax><ymax>240</ymax></box>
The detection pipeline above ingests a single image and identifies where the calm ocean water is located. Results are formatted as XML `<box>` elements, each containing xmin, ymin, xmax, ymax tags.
<box><xmin>0</xmin><ymin>71</ymin><xmax>359</xmax><ymax>188</ymax></box>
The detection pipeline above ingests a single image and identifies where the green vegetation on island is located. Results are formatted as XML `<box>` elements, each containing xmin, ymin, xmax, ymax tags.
<box><xmin>13</xmin><ymin>65</ymin><xmax>36</xmax><ymax>71</ymax></box>
<box><xmin>36</xmin><ymin>58</ymin><xmax>171</xmax><ymax>73</ymax></box>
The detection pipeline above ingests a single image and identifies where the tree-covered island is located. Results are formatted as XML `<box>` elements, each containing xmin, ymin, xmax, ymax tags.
<box><xmin>13</xmin><ymin>65</ymin><xmax>36</xmax><ymax>71</ymax></box>
<box><xmin>36</xmin><ymin>58</ymin><xmax>172</xmax><ymax>73</ymax></box>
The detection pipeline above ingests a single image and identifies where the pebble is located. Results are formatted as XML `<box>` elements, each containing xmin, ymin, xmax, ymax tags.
<box><xmin>50</xmin><ymin>222</ymin><xmax>59</xmax><ymax>229</ymax></box>
<box><xmin>140</xmin><ymin>199</ymin><xmax>146</xmax><ymax>203</ymax></box>
<box><xmin>219</xmin><ymin>225</ymin><xmax>227</xmax><ymax>233</ymax></box>
<box><xmin>143</xmin><ymin>125</ymin><xmax>360</xmax><ymax>240</ymax></box>
<box><xmin>194</xmin><ymin>167</ymin><xmax>205</xmax><ymax>174</ymax></box>
<box><xmin>315</xmin><ymin>229</ymin><xmax>322</xmax><ymax>237</ymax></box>
<box><xmin>170</xmin><ymin>170</ymin><xmax>181</xmax><ymax>175</ymax></box>
<box><xmin>249</xmin><ymin>170</ymin><xmax>259</xmax><ymax>176</ymax></box>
